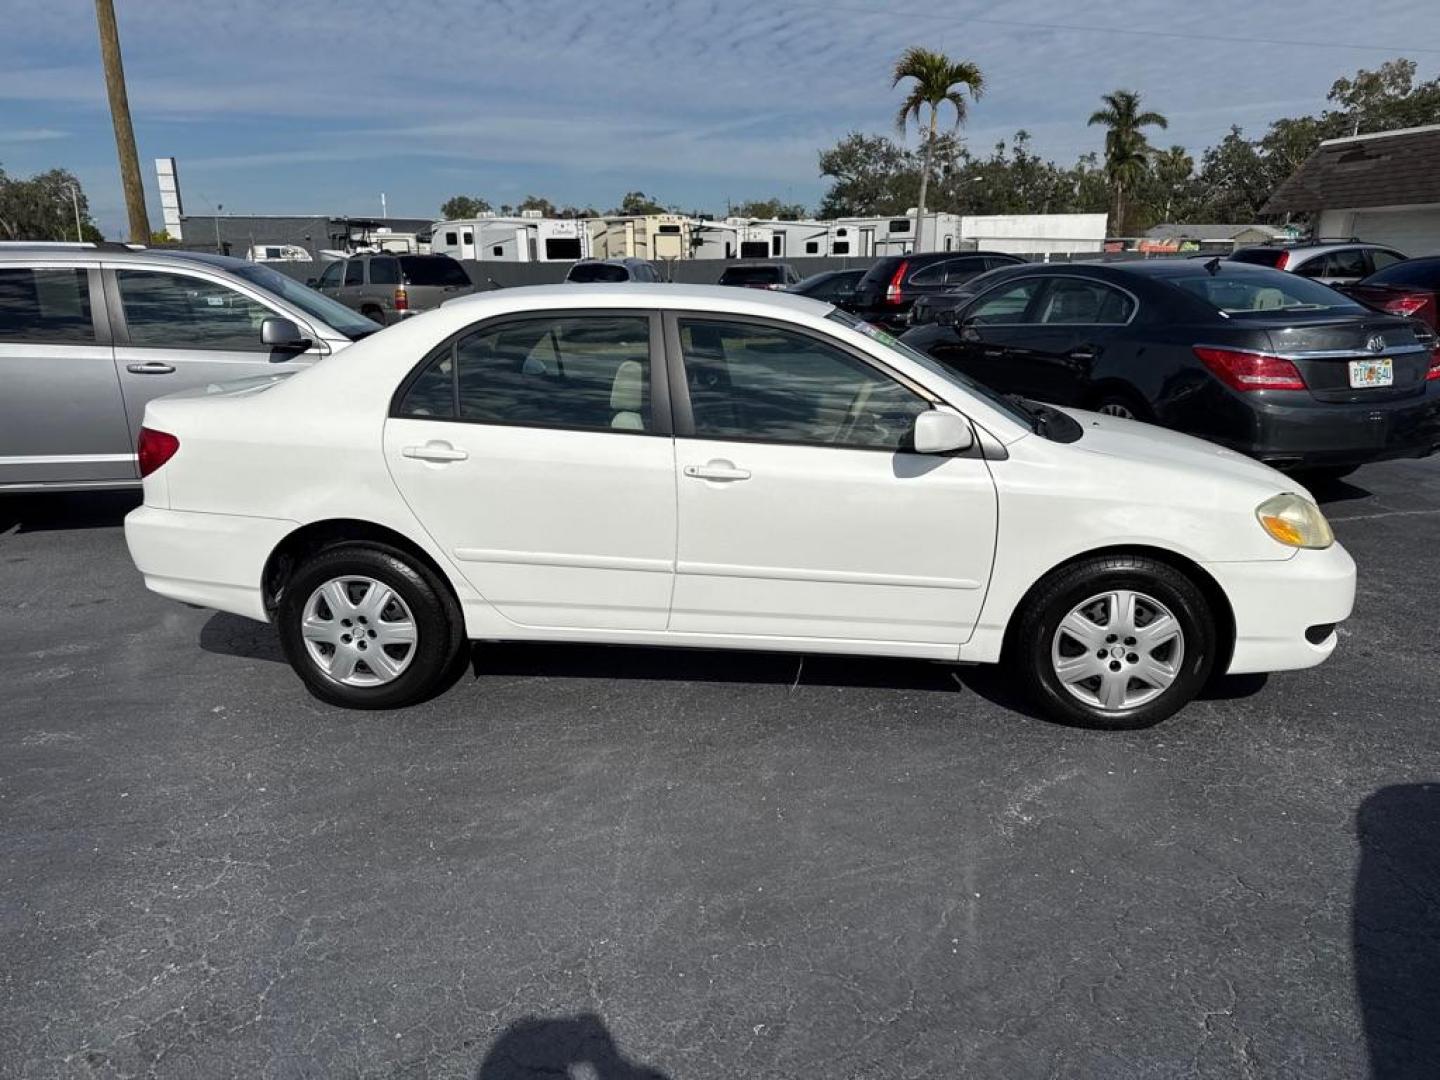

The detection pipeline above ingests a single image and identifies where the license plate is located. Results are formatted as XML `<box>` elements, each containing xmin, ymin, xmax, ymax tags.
<box><xmin>1349</xmin><ymin>357</ymin><xmax>1394</xmax><ymax>388</ymax></box>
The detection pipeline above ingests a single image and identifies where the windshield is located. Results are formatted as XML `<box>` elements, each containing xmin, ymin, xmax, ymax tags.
<box><xmin>232</xmin><ymin>264</ymin><xmax>382</xmax><ymax>339</ymax></box>
<box><xmin>399</xmin><ymin>256</ymin><xmax>470</xmax><ymax>287</ymax></box>
<box><xmin>568</xmin><ymin>262</ymin><xmax>630</xmax><ymax>283</ymax></box>
<box><xmin>825</xmin><ymin>308</ymin><xmax>1036</xmax><ymax>430</ymax></box>
<box><xmin>1167</xmin><ymin>266</ymin><xmax>1367</xmax><ymax>317</ymax></box>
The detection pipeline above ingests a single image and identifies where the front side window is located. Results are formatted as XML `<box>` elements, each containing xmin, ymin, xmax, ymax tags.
<box><xmin>315</xmin><ymin>261</ymin><xmax>343</xmax><ymax>288</ymax></box>
<box><xmin>1036</xmin><ymin>279</ymin><xmax>1135</xmax><ymax>325</ymax></box>
<box><xmin>116</xmin><ymin>270</ymin><xmax>276</xmax><ymax>350</ymax></box>
<box><xmin>397</xmin><ymin>315</ymin><xmax>652</xmax><ymax>433</ymax></box>
<box><xmin>968</xmin><ymin>279</ymin><xmax>1044</xmax><ymax>324</ymax></box>
<box><xmin>0</xmin><ymin>267</ymin><xmax>94</xmax><ymax>344</ymax></box>
<box><xmin>677</xmin><ymin>318</ymin><xmax>928</xmax><ymax>451</ymax></box>
<box><xmin>343</xmin><ymin>261</ymin><xmax>364</xmax><ymax>286</ymax></box>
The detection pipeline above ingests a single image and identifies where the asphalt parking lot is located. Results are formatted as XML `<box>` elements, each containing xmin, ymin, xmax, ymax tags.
<box><xmin>2</xmin><ymin>460</ymin><xmax>1438</xmax><ymax>1079</ymax></box>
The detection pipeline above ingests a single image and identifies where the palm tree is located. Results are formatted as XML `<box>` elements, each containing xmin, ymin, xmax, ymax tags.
<box><xmin>893</xmin><ymin>47</ymin><xmax>984</xmax><ymax>246</ymax></box>
<box><xmin>1087</xmin><ymin>90</ymin><xmax>1167</xmax><ymax>237</ymax></box>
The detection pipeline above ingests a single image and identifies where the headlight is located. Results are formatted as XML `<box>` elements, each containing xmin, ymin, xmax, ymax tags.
<box><xmin>1256</xmin><ymin>493</ymin><xmax>1334</xmax><ymax>549</ymax></box>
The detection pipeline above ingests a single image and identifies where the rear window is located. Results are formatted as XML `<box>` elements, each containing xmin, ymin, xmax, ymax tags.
<box><xmin>718</xmin><ymin>266</ymin><xmax>783</xmax><ymax>286</ymax></box>
<box><xmin>1229</xmin><ymin>248</ymin><xmax>1289</xmax><ymax>268</ymax></box>
<box><xmin>857</xmin><ymin>259</ymin><xmax>903</xmax><ymax>288</ymax></box>
<box><xmin>399</xmin><ymin>256</ymin><xmax>469</xmax><ymax>286</ymax></box>
<box><xmin>1167</xmin><ymin>268</ymin><xmax>1366</xmax><ymax>316</ymax></box>
<box><xmin>568</xmin><ymin>262</ymin><xmax>630</xmax><ymax>283</ymax></box>
<box><xmin>1365</xmin><ymin>258</ymin><xmax>1440</xmax><ymax>288</ymax></box>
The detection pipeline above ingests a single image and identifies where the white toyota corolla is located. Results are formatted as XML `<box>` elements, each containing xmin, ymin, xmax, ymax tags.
<box><xmin>124</xmin><ymin>284</ymin><xmax>1355</xmax><ymax>728</ymax></box>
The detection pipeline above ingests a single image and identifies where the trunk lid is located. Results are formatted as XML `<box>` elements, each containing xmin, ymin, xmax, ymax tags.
<box><xmin>1256</xmin><ymin>313</ymin><xmax>1430</xmax><ymax>403</ymax></box>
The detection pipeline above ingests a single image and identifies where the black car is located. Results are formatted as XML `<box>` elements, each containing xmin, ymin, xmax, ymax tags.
<box><xmin>716</xmin><ymin>262</ymin><xmax>801</xmax><ymax>290</ymax></box>
<box><xmin>788</xmin><ymin>268</ymin><xmax>866</xmax><ymax>303</ymax></box>
<box><xmin>849</xmin><ymin>251</ymin><xmax>1025</xmax><ymax>327</ymax></box>
<box><xmin>899</xmin><ymin>260</ymin><xmax>1440</xmax><ymax>478</ymax></box>
<box><xmin>907</xmin><ymin>263</ymin><xmax>1033</xmax><ymax>327</ymax></box>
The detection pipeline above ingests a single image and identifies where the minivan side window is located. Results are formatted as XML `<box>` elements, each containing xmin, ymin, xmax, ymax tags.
<box><xmin>396</xmin><ymin>315</ymin><xmax>653</xmax><ymax>433</ymax></box>
<box><xmin>343</xmin><ymin>261</ymin><xmax>364</xmax><ymax>286</ymax></box>
<box><xmin>0</xmin><ymin>267</ymin><xmax>95</xmax><ymax>344</ymax></box>
<box><xmin>116</xmin><ymin>270</ymin><xmax>277</xmax><ymax>351</ymax></box>
<box><xmin>677</xmin><ymin>318</ymin><xmax>928</xmax><ymax>451</ymax></box>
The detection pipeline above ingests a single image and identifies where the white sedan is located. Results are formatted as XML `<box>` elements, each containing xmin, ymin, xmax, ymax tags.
<box><xmin>124</xmin><ymin>284</ymin><xmax>1355</xmax><ymax>728</ymax></box>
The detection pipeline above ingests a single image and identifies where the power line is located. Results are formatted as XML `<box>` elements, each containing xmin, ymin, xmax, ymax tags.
<box><xmin>790</xmin><ymin>0</ymin><xmax>1440</xmax><ymax>56</ymax></box>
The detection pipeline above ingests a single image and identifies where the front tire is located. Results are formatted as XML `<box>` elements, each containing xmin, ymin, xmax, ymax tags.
<box><xmin>276</xmin><ymin>544</ymin><xmax>464</xmax><ymax>709</ymax></box>
<box><xmin>1009</xmin><ymin>555</ymin><xmax>1216</xmax><ymax>729</ymax></box>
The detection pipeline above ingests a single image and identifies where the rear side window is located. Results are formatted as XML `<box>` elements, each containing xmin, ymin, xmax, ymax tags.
<box><xmin>0</xmin><ymin>267</ymin><xmax>94</xmax><ymax>344</ymax></box>
<box><xmin>1037</xmin><ymin>279</ymin><xmax>1135</xmax><ymax>325</ymax></box>
<box><xmin>397</xmin><ymin>316</ymin><xmax>652</xmax><ymax>433</ymax></box>
<box><xmin>343</xmin><ymin>261</ymin><xmax>363</xmax><ymax>286</ymax></box>
<box><xmin>368</xmin><ymin>258</ymin><xmax>400</xmax><ymax>286</ymax></box>
<box><xmin>399</xmin><ymin>256</ymin><xmax>469</xmax><ymax>286</ymax></box>
<box><xmin>1369</xmin><ymin>249</ymin><xmax>1404</xmax><ymax>271</ymax></box>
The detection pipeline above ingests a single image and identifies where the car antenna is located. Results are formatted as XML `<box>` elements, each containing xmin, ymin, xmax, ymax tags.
<box><xmin>1204</xmin><ymin>256</ymin><xmax>1222</xmax><ymax>276</ymax></box>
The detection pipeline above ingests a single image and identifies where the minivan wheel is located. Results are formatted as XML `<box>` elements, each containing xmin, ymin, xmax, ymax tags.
<box><xmin>276</xmin><ymin>544</ymin><xmax>464</xmax><ymax>709</ymax></box>
<box><xmin>1010</xmin><ymin>555</ymin><xmax>1216</xmax><ymax>729</ymax></box>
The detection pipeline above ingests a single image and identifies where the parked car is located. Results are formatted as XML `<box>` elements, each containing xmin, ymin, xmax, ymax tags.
<box><xmin>566</xmin><ymin>257</ymin><xmax>664</xmax><ymax>283</ymax></box>
<box><xmin>900</xmin><ymin>260</ymin><xmax>1440</xmax><ymax>481</ymax></box>
<box><xmin>1336</xmin><ymin>254</ymin><xmax>1440</xmax><ymax>329</ymax></box>
<box><xmin>1229</xmin><ymin>241</ymin><xmax>1406</xmax><ymax>285</ymax></box>
<box><xmin>716</xmin><ymin>262</ymin><xmax>801</xmax><ymax>289</ymax></box>
<box><xmin>908</xmin><ymin>263</ymin><xmax>1033</xmax><ymax>327</ymax></box>
<box><xmin>313</xmin><ymin>253</ymin><xmax>474</xmax><ymax>324</ymax></box>
<box><xmin>788</xmin><ymin>268</ymin><xmax>866</xmax><ymax>304</ymax></box>
<box><xmin>125</xmin><ymin>283</ymin><xmax>1354</xmax><ymax>729</ymax></box>
<box><xmin>0</xmin><ymin>243</ymin><xmax>380</xmax><ymax>492</ymax></box>
<box><xmin>849</xmin><ymin>252</ymin><xmax>1026</xmax><ymax>328</ymax></box>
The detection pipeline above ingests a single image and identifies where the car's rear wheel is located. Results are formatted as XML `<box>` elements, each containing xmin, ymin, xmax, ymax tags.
<box><xmin>1010</xmin><ymin>555</ymin><xmax>1216</xmax><ymax>729</ymax></box>
<box><xmin>1092</xmin><ymin>389</ymin><xmax>1151</xmax><ymax>422</ymax></box>
<box><xmin>276</xmin><ymin>544</ymin><xmax>464</xmax><ymax>709</ymax></box>
<box><xmin>361</xmin><ymin>305</ymin><xmax>386</xmax><ymax>326</ymax></box>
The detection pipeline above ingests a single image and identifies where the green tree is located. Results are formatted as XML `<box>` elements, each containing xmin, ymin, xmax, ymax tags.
<box><xmin>892</xmin><ymin>47</ymin><xmax>984</xmax><ymax>231</ymax></box>
<box><xmin>732</xmin><ymin>197</ymin><xmax>808</xmax><ymax>220</ymax></box>
<box><xmin>0</xmin><ymin>165</ymin><xmax>101</xmax><ymax>241</ymax></box>
<box><xmin>611</xmin><ymin>191</ymin><xmax>668</xmax><ymax>215</ymax></box>
<box><xmin>440</xmin><ymin>194</ymin><xmax>491</xmax><ymax>219</ymax></box>
<box><xmin>1144</xmin><ymin>144</ymin><xmax>1198</xmax><ymax>225</ymax></box>
<box><xmin>1195</xmin><ymin>126</ymin><xmax>1273</xmax><ymax>222</ymax></box>
<box><xmin>1087</xmin><ymin>89</ymin><xmax>1168</xmax><ymax>235</ymax></box>
<box><xmin>817</xmin><ymin>132</ymin><xmax>920</xmax><ymax>217</ymax></box>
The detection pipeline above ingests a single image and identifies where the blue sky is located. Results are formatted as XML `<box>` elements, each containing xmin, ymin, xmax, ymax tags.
<box><xmin>3</xmin><ymin>0</ymin><xmax>1439</xmax><ymax>237</ymax></box>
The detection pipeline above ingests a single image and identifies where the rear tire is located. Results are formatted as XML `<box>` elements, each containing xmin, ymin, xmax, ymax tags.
<box><xmin>1091</xmin><ymin>389</ymin><xmax>1151</xmax><ymax>423</ymax></box>
<box><xmin>276</xmin><ymin>544</ymin><xmax>464</xmax><ymax>709</ymax></box>
<box><xmin>361</xmin><ymin>305</ymin><xmax>387</xmax><ymax>326</ymax></box>
<box><xmin>1009</xmin><ymin>555</ymin><xmax>1216</xmax><ymax>729</ymax></box>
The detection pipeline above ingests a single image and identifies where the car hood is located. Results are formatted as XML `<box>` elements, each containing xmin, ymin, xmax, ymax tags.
<box><xmin>1056</xmin><ymin>406</ymin><xmax>1306</xmax><ymax>494</ymax></box>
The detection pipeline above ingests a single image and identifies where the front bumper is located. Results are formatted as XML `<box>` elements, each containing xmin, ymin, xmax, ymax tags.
<box><xmin>125</xmin><ymin>505</ymin><xmax>297</xmax><ymax>622</ymax></box>
<box><xmin>1204</xmin><ymin>542</ymin><xmax>1357</xmax><ymax>675</ymax></box>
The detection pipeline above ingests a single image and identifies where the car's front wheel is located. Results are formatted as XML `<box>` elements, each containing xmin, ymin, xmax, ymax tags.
<box><xmin>276</xmin><ymin>544</ymin><xmax>465</xmax><ymax>709</ymax></box>
<box><xmin>1010</xmin><ymin>555</ymin><xmax>1217</xmax><ymax>729</ymax></box>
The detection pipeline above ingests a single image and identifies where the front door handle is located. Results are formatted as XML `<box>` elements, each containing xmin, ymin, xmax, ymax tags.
<box><xmin>1067</xmin><ymin>347</ymin><xmax>1098</xmax><ymax>362</ymax></box>
<box><xmin>402</xmin><ymin>441</ymin><xmax>469</xmax><ymax>463</ymax></box>
<box><xmin>126</xmin><ymin>361</ymin><xmax>176</xmax><ymax>375</ymax></box>
<box><xmin>684</xmin><ymin>460</ymin><xmax>751</xmax><ymax>482</ymax></box>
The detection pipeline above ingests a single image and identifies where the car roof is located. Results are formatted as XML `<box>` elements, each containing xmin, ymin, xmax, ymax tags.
<box><xmin>1019</xmin><ymin>258</ymin><xmax>1288</xmax><ymax>280</ymax></box>
<box><xmin>1233</xmin><ymin>241</ymin><xmax>1401</xmax><ymax>256</ymax></box>
<box><xmin>0</xmin><ymin>243</ymin><xmax>255</xmax><ymax>271</ymax></box>
<box><xmin>447</xmin><ymin>281</ymin><xmax>822</xmax><ymax>314</ymax></box>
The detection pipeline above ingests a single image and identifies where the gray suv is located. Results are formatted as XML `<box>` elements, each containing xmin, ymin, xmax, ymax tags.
<box><xmin>312</xmin><ymin>252</ymin><xmax>474</xmax><ymax>324</ymax></box>
<box><xmin>1230</xmin><ymin>241</ymin><xmax>1406</xmax><ymax>285</ymax></box>
<box><xmin>0</xmin><ymin>243</ymin><xmax>380</xmax><ymax>492</ymax></box>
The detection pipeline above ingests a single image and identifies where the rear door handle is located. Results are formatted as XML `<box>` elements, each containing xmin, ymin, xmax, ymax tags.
<box><xmin>402</xmin><ymin>441</ymin><xmax>469</xmax><ymax>463</ymax></box>
<box><xmin>125</xmin><ymin>361</ymin><xmax>176</xmax><ymax>375</ymax></box>
<box><xmin>684</xmin><ymin>461</ymin><xmax>751</xmax><ymax>482</ymax></box>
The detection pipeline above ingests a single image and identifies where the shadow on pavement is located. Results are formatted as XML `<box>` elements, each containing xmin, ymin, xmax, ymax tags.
<box><xmin>0</xmin><ymin>490</ymin><xmax>141</xmax><ymax>534</ymax></box>
<box><xmin>475</xmin><ymin>1013</ymin><xmax>668</xmax><ymax>1079</ymax></box>
<box><xmin>1354</xmin><ymin>783</ymin><xmax>1440</xmax><ymax>1079</ymax></box>
<box><xmin>1308</xmin><ymin>476</ymin><xmax>1373</xmax><ymax>506</ymax></box>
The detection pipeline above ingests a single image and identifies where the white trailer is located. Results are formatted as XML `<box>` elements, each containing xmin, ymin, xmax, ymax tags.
<box><xmin>590</xmin><ymin>214</ymin><xmax>693</xmax><ymax>260</ymax></box>
<box><xmin>431</xmin><ymin>213</ymin><xmax>592</xmax><ymax>262</ymax></box>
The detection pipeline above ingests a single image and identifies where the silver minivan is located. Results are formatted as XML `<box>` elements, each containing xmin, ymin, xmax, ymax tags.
<box><xmin>0</xmin><ymin>244</ymin><xmax>380</xmax><ymax>492</ymax></box>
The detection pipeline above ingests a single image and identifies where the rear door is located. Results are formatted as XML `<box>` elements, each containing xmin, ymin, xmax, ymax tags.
<box><xmin>0</xmin><ymin>263</ymin><xmax>133</xmax><ymax>486</ymax></box>
<box><xmin>105</xmin><ymin>264</ymin><xmax>322</xmax><ymax>440</ymax></box>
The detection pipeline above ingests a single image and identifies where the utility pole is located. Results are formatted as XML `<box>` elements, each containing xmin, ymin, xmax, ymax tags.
<box><xmin>94</xmin><ymin>0</ymin><xmax>150</xmax><ymax>243</ymax></box>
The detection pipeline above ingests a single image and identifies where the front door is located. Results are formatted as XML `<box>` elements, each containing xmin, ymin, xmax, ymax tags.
<box><xmin>926</xmin><ymin>276</ymin><xmax>1047</xmax><ymax>396</ymax></box>
<box><xmin>667</xmin><ymin>314</ymin><xmax>997</xmax><ymax>648</ymax></box>
<box><xmin>106</xmin><ymin>265</ymin><xmax>321</xmax><ymax>440</ymax></box>
<box><xmin>384</xmin><ymin>311</ymin><xmax>676</xmax><ymax>631</ymax></box>
<box><xmin>0</xmin><ymin>264</ymin><xmax>133</xmax><ymax>486</ymax></box>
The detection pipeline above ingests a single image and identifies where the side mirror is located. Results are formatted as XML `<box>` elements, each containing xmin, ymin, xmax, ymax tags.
<box><xmin>912</xmin><ymin>409</ymin><xmax>974</xmax><ymax>454</ymax></box>
<box><xmin>261</xmin><ymin>317</ymin><xmax>309</xmax><ymax>350</ymax></box>
<box><xmin>305</xmin><ymin>277</ymin><xmax>318</xmax><ymax>286</ymax></box>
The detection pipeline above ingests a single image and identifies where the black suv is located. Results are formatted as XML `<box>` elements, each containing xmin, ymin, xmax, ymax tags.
<box><xmin>849</xmin><ymin>251</ymin><xmax>1025</xmax><ymax>327</ymax></box>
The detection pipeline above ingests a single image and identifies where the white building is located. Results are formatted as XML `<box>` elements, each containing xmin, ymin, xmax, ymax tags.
<box><xmin>957</xmin><ymin>213</ymin><xmax>1108</xmax><ymax>256</ymax></box>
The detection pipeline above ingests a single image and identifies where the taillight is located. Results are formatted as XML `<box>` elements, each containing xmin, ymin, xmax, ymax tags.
<box><xmin>1275</xmin><ymin>251</ymin><xmax>1290</xmax><ymax>271</ymax></box>
<box><xmin>884</xmin><ymin>260</ymin><xmax>909</xmax><ymax>305</ymax></box>
<box><xmin>137</xmin><ymin>427</ymin><xmax>179</xmax><ymax>477</ymax></box>
<box><xmin>1427</xmin><ymin>347</ymin><xmax>1440</xmax><ymax>381</ymax></box>
<box><xmin>394</xmin><ymin>284</ymin><xmax>409</xmax><ymax>312</ymax></box>
<box><xmin>1194</xmin><ymin>346</ymin><xmax>1307</xmax><ymax>391</ymax></box>
<box><xmin>1381</xmin><ymin>293</ymin><xmax>1429</xmax><ymax>318</ymax></box>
